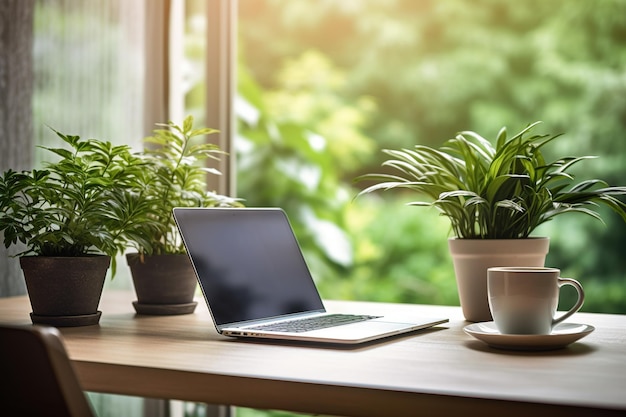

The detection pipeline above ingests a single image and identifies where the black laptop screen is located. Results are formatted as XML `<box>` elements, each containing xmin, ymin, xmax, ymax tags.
<box><xmin>173</xmin><ymin>208</ymin><xmax>325</xmax><ymax>326</ymax></box>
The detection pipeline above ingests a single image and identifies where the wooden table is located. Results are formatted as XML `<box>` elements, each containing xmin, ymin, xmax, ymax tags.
<box><xmin>1</xmin><ymin>291</ymin><xmax>625</xmax><ymax>417</ymax></box>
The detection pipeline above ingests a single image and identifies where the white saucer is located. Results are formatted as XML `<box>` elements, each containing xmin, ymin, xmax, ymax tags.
<box><xmin>464</xmin><ymin>322</ymin><xmax>595</xmax><ymax>351</ymax></box>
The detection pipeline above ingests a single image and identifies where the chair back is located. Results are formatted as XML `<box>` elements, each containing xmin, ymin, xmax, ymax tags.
<box><xmin>0</xmin><ymin>324</ymin><xmax>95</xmax><ymax>416</ymax></box>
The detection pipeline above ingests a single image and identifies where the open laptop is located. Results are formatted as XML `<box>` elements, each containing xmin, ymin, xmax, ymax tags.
<box><xmin>173</xmin><ymin>207</ymin><xmax>448</xmax><ymax>344</ymax></box>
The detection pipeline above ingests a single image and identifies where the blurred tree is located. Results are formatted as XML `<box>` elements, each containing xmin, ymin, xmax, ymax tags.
<box><xmin>238</xmin><ymin>0</ymin><xmax>626</xmax><ymax>313</ymax></box>
<box><xmin>240</xmin><ymin>0</ymin><xmax>626</xmax><ymax>167</ymax></box>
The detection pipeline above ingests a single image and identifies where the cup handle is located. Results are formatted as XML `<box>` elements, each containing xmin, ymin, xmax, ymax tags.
<box><xmin>553</xmin><ymin>277</ymin><xmax>585</xmax><ymax>326</ymax></box>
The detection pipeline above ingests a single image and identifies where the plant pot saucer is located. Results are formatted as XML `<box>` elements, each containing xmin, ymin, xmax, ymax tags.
<box><xmin>30</xmin><ymin>311</ymin><xmax>102</xmax><ymax>327</ymax></box>
<box><xmin>132</xmin><ymin>301</ymin><xmax>197</xmax><ymax>315</ymax></box>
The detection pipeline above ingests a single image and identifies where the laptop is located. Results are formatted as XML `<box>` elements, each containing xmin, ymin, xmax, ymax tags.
<box><xmin>173</xmin><ymin>207</ymin><xmax>448</xmax><ymax>344</ymax></box>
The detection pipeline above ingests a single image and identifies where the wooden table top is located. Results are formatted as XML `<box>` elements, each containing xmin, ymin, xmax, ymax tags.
<box><xmin>1</xmin><ymin>290</ymin><xmax>625</xmax><ymax>417</ymax></box>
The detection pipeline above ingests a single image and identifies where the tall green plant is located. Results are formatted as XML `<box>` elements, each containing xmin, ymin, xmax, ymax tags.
<box><xmin>358</xmin><ymin>122</ymin><xmax>626</xmax><ymax>239</ymax></box>
<box><xmin>0</xmin><ymin>129</ymin><xmax>153</xmax><ymax>273</ymax></box>
<box><xmin>131</xmin><ymin>116</ymin><xmax>242</xmax><ymax>256</ymax></box>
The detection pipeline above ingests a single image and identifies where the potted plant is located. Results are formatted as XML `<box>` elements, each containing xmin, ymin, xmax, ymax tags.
<box><xmin>357</xmin><ymin>121</ymin><xmax>626</xmax><ymax>321</ymax></box>
<box><xmin>126</xmin><ymin>115</ymin><xmax>242</xmax><ymax>315</ymax></box>
<box><xmin>0</xmin><ymin>129</ymin><xmax>152</xmax><ymax>326</ymax></box>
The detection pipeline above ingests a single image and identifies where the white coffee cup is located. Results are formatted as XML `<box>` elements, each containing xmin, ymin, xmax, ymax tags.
<box><xmin>487</xmin><ymin>267</ymin><xmax>585</xmax><ymax>335</ymax></box>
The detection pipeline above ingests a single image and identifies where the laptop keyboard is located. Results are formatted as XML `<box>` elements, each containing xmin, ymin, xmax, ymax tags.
<box><xmin>246</xmin><ymin>314</ymin><xmax>381</xmax><ymax>333</ymax></box>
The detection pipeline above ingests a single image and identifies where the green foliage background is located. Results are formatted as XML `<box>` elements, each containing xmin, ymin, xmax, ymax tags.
<box><xmin>235</xmin><ymin>0</ymin><xmax>626</xmax><ymax>317</ymax></box>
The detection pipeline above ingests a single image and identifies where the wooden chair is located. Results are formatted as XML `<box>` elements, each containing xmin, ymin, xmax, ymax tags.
<box><xmin>0</xmin><ymin>324</ymin><xmax>96</xmax><ymax>416</ymax></box>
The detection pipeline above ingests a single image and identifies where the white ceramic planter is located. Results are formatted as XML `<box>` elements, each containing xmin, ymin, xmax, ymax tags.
<box><xmin>448</xmin><ymin>237</ymin><xmax>550</xmax><ymax>322</ymax></box>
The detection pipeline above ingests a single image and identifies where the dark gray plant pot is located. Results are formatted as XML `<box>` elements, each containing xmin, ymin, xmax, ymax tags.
<box><xmin>20</xmin><ymin>256</ymin><xmax>110</xmax><ymax>327</ymax></box>
<box><xmin>126</xmin><ymin>253</ymin><xmax>198</xmax><ymax>315</ymax></box>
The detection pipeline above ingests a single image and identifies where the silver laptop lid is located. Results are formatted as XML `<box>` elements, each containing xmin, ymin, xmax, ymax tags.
<box><xmin>173</xmin><ymin>208</ymin><xmax>326</xmax><ymax>331</ymax></box>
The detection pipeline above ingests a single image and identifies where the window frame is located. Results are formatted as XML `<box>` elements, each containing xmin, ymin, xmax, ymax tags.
<box><xmin>202</xmin><ymin>0</ymin><xmax>237</xmax><ymax>197</ymax></box>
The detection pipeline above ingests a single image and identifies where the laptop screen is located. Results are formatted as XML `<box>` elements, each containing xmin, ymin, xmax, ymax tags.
<box><xmin>173</xmin><ymin>208</ymin><xmax>325</xmax><ymax>326</ymax></box>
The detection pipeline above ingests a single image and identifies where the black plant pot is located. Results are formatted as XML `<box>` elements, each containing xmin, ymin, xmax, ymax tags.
<box><xmin>126</xmin><ymin>253</ymin><xmax>198</xmax><ymax>315</ymax></box>
<box><xmin>20</xmin><ymin>256</ymin><xmax>110</xmax><ymax>327</ymax></box>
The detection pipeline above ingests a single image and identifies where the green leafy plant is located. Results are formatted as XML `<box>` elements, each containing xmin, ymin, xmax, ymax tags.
<box><xmin>131</xmin><ymin>115</ymin><xmax>242</xmax><ymax>256</ymax></box>
<box><xmin>0</xmin><ymin>129</ymin><xmax>154</xmax><ymax>273</ymax></box>
<box><xmin>357</xmin><ymin>121</ymin><xmax>626</xmax><ymax>239</ymax></box>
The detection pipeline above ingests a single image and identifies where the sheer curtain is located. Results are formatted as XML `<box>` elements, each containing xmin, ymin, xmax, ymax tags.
<box><xmin>33</xmin><ymin>0</ymin><xmax>150</xmax><ymax>161</ymax></box>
